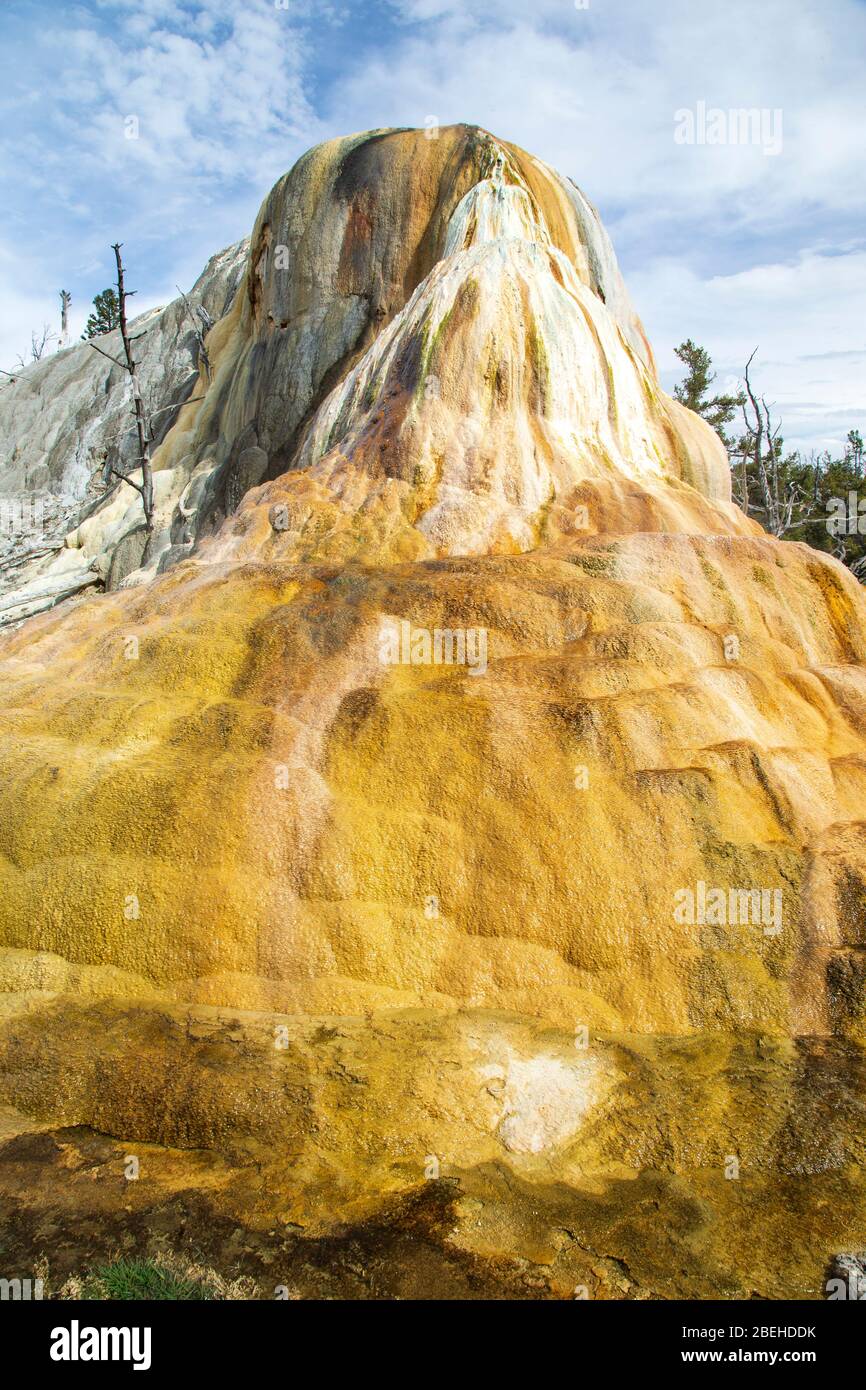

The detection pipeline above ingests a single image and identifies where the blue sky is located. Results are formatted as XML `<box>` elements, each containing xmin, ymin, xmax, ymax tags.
<box><xmin>1</xmin><ymin>0</ymin><xmax>864</xmax><ymax>453</ymax></box>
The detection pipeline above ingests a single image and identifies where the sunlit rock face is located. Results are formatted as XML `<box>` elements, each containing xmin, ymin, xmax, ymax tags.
<box><xmin>1</xmin><ymin>126</ymin><xmax>866</xmax><ymax>1297</ymax></box>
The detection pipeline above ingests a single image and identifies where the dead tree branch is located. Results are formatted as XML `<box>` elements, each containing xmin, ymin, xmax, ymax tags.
<box><xmin>87</xmin><ymin>341</ymin><xmax>127</xmax><ymax>371</ymax></box>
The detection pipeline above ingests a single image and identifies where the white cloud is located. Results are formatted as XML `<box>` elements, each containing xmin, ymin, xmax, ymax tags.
<box><xmin>337</xmin><ymin>0</ymin><xmax>866</xmax><ymax>222</ymax></box>
<box><xmin>632</xmin><ymin>249</ymin><xmax>866</xmax><ymax>454</ymax></box>
<box><xmin>49</xmin><ymin>1</ymin><xmax>317</xmax><ymax>191</ymax></box>
<box><xmin>0</xmin><ymin>0</ymin><xmax>320</xmax><ymax>369</ymax></box>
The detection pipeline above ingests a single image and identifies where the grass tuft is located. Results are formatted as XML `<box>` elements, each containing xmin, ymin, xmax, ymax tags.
<box><xmin>58</xmin><ymin>1250</ymin><xmax>255</xmax><ymax>1301</ymax></box>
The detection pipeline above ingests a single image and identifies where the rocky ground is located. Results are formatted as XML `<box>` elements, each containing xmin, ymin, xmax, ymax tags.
<box><xmin>1</xmin><ymin>1017</ymin><xmax>864</xmax><ymax>1299</ymax></box>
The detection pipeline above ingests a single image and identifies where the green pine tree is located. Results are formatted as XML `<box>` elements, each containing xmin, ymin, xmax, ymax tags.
<box><xmin>82</xmin><ymin>288</ymin><xmax>120</xmax><ymax>339</ymax></box>
<box><xmin>673</xmin><ymin>339</ymin><xmax>745</xmax><ymax>447</ymax></box>
<box><xmin>845</xmin><ymin>429</ymin><xmax>864</xmax><ymax>479</ymax></box>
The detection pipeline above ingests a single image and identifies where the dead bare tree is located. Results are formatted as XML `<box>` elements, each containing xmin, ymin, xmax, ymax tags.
<box><xmin>737</xmin><ymin>348</ymin><xmax>815</xmax><ymax>537</ymax></box>
<box><xmin>86</xmin><ymin>247</ymin><xmax>209</xmax><ymax>558</ymax></box>
<box><xmin>29</xmin><ymin>324</ymin><xmax>58</xmax><ymax>361</ymax></box>
<box><xmin>59</xmin><ymin>290</ymin><xmax>71</xmax><ymax>349</ymax></box>
<box><xmin>112</xmin><ymin>242</ymin><xmax>154</xmax><ymax>530</ymax></box>
<box><xmin>2</xmin><ymin>318</ymin><xmax>63</xmax><ymax>381</ymax></box>
<box><xmin>87</xmin><ymin>243</ymin><xmax>155</xmax><ymax>550</ymax></box>
<box><xmin>3</xmin><ymin>324</ymin><xmax>58</xmax><ymax>378</ymax></box>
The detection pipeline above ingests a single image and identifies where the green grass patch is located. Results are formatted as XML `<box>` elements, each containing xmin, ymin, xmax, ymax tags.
<box><xmin>77</xmin><ymin>1258</ymin><xmax>219</xmax><ymax>1301</ymax></box>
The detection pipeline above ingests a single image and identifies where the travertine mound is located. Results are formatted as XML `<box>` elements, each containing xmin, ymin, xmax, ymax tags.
<box><xmin>0</xmin><ymin>126</ymin><xmax>865</xmax><ymax>1295</ymax></box>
